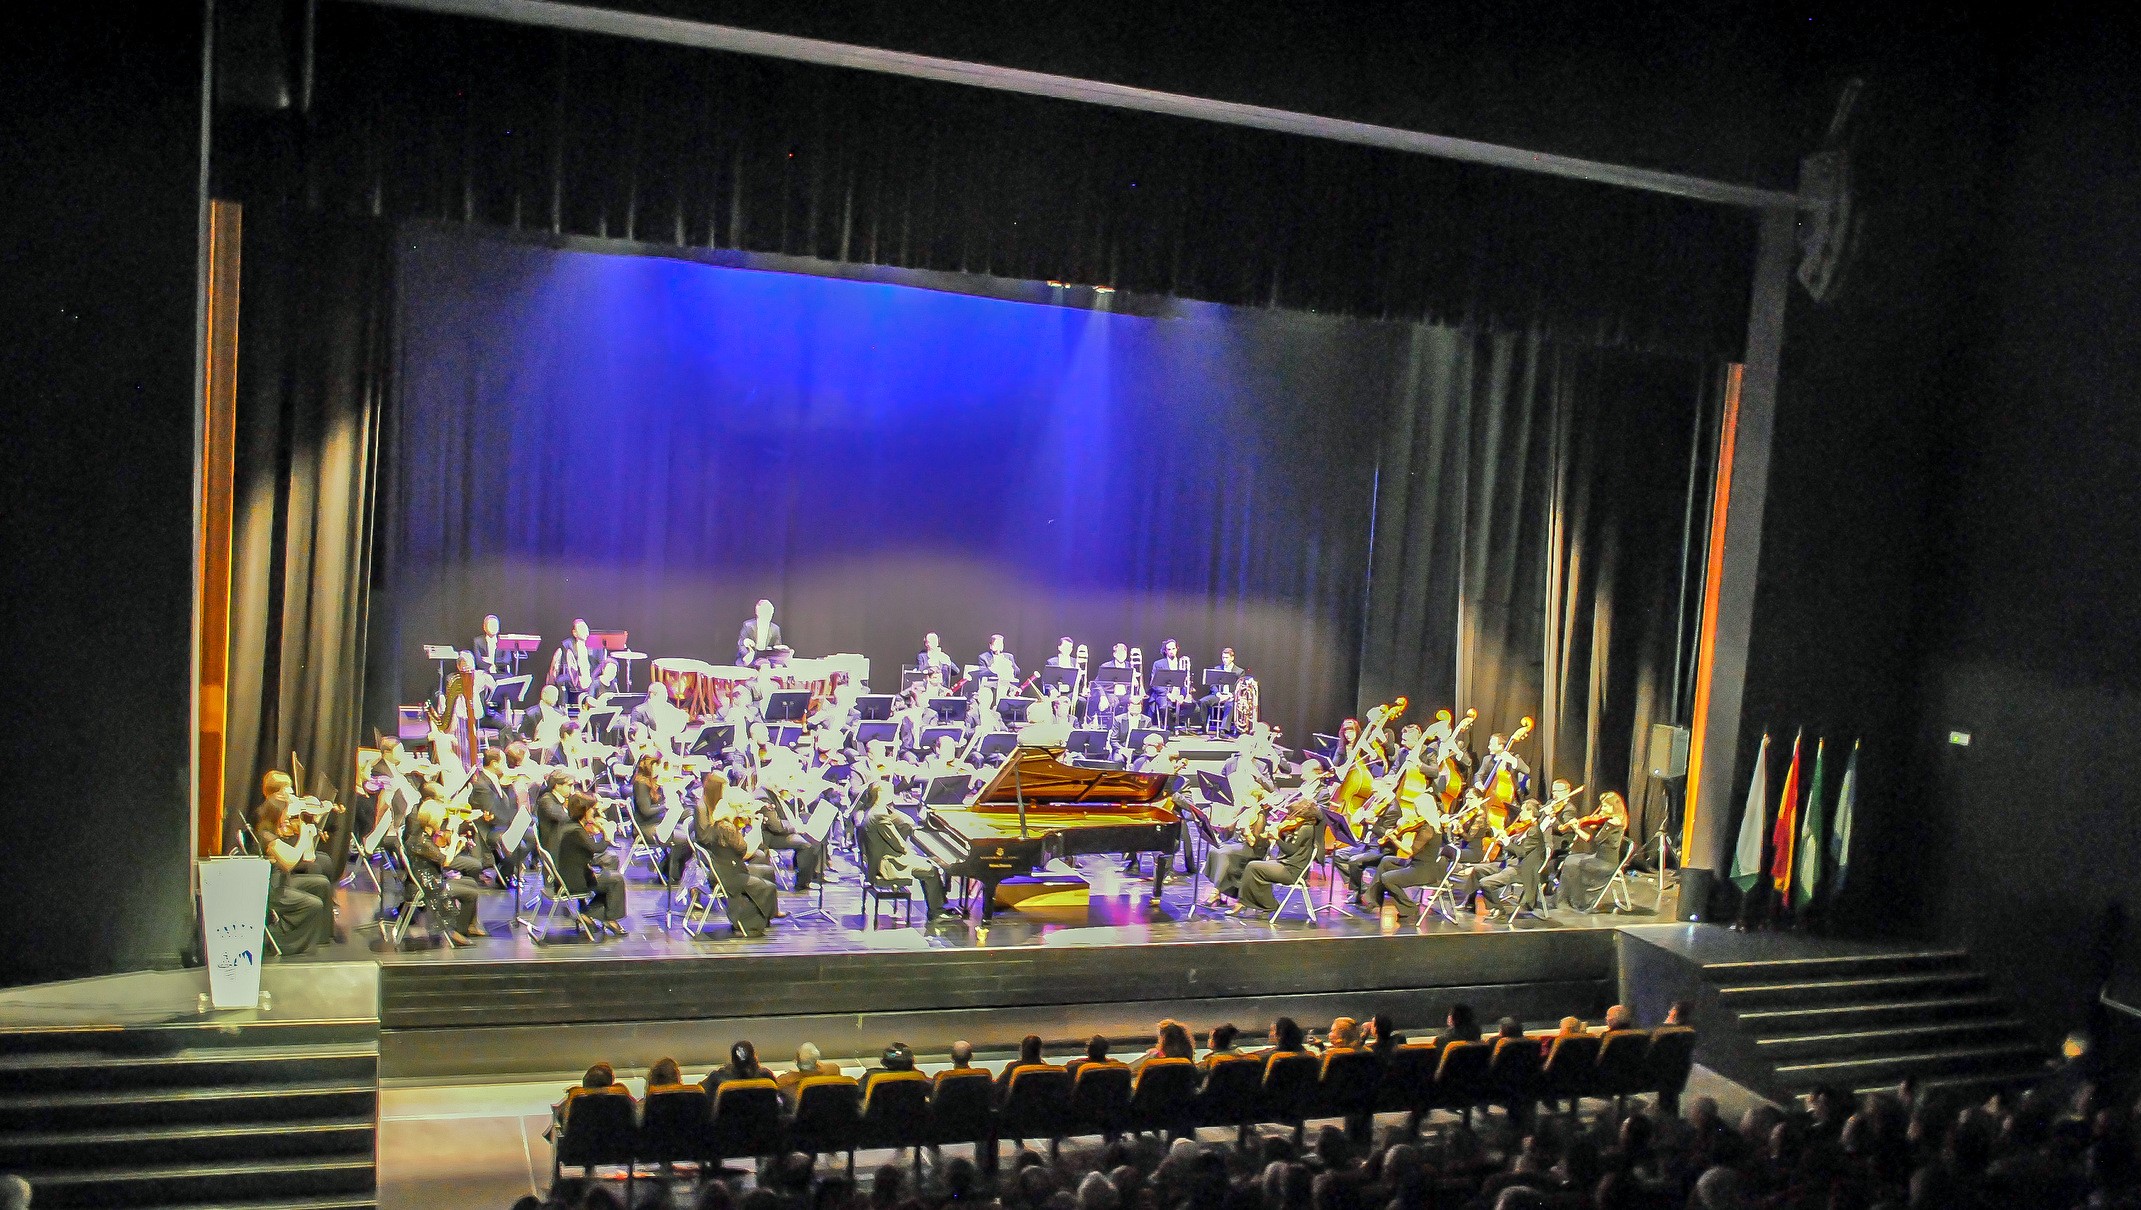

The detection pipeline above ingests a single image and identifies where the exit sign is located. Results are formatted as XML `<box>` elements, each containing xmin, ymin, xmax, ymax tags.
<box><xmin>1948</xmin><ymin>731</ymin><xmax>1971</xmax><ymax>747</ymax></box>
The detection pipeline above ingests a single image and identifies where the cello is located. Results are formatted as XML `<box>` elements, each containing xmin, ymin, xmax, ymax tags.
<box><xmin>1428</xmin><ymin>708</ymin><xmax>1479</xmax><ymax>810</ymax></box>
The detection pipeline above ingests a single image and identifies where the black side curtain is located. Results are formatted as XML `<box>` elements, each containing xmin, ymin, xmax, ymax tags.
<box><xmin>1360</xmin><ymin>327</ymin><xmax>1715</xmax><ymax>840</ymax></box>
<box><xmin>223</xmin><ymin>215</ymin><xmax>396</xmax><ymax>864</ymax></box>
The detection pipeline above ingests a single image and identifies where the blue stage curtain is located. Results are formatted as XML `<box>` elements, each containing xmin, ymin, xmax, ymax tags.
<box><xmin>386</xmin><ymin>225</ymin><xmax>1403</xmax><ymax>744</ymax></box>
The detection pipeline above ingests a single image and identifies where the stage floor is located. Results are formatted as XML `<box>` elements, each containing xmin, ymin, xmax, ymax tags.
<box><xmin>301</xmin><ymin>849</ymin><xmax>1676</xmax><ymax>966</ymax></box>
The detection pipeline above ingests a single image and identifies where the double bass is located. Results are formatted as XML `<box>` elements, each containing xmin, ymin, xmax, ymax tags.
<box><xmin>1473</xmin><ymin>715</ymin><xmax>1535</xmax><ymax>830</ymax></box>
<box><xmin>1332</xmin><ymin>698</ymin><xmax>1407</xmax><ymax>823</ymax></box>
<box><xmin>1427</xmin><ymin>708</ymin><xmax>1478</xmax><ymax>810</ymax></box>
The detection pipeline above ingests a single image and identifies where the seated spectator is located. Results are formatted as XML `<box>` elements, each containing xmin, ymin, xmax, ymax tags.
<box><xmin>1603</xmin><ymin>1003</ymin><xmax>1638</xmax><ymax>1031</ymax></box>
<box><xmin>1258</xmin><ymin>1016</ymin><xmax>1307</xmax><ymax>1057</ymax></box>
<box><xmin>860</xmin><ymin>1042</ymin><xmax>917</xmax><ymax>1100</ymax></box>
<box><xmin>998</xmin><ymin>1034</ymin><xmax>1048</xmax><ymax>1096</ymax></box>
<box><xmin>776</xmin><ymin>1042</ymin><xmax>845</xmax><ymax>1106</ymax></box>
<box><xmin>1437</xmin><ymin>1004</ymin><xmax>1482</xmax><ymax>1044</ymax></box>
<box><xmin>1066</xmin><ymin>1035</ymin><xmax>1113</xmax><ymax>1080</ymax></box>
<box><xmin>1555</xmin><ymin>1016</ymin><xmax>1588</xmax><ymax>1039</ymax></box>
<box><xmin>1365</xmin><ymin>1013</ymin><xmax>1405</xmax><ymax>1052</ymax></box>
<box><xmin>1495</xmin><ymin>1017</ymin><xmax>1528</xmax><ymax>1043</ymax></box>
<box><xmin>550</xmin><ymin>1062</ymin><xmax>630</xmax><ymax>1134</ymax></box>
<box><xmin>1132</xmin><ymin>1018</ymin><xmax>1196</xmax><ymax>1072</ymax></box>
<box><xmin>1203</xmin><ymin>1023</ymin><xmax>1243</xmax><ymax>1065</ymax></box>
<box><xmin>704</xmin><ymin>1040</ymin><xmax>768</xmax><ymax>1092</ymax></box>
<box><xmin>645</xmin><ymin>1056</ymin><xmax>687</xmax><ymax>1092</ymax></box>
<box><xmin>1320</xmin><ymin>1016</ymin><xmax>1360</xmax><ymax>1051</ymax></box>
<box><xmin>946</xmin><ymin>1039</ymin><xmax>976</xmax><ymax>1070</ymax></box>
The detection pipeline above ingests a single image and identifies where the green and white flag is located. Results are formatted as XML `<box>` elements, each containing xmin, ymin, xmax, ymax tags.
<box><xmin>1729</xmin><ymin>734</ymin><xmax>1770</xmax><ymax>892</ymax></box>
<box><xmin>1829</xmin><ymin>740</ymin><xmax>1859</xmax><ymax>894</ymax></box>
<box><xmin>1793</xmin><ymin>738</ymin><xmax>1827</xmax><ymax>909</ymax></box>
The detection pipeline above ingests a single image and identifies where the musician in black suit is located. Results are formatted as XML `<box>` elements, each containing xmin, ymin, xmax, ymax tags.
<box><xmin>547</xmin><ymin>618</ymin><xmax>604</xmax><ymax>705</ymax></box>
<box><xmin>1106</xmin><ymin>698</ymin><xmax>1150</xmax><ymax>758</ymax></box>
<box><xmin>1454</xmin><ymin>797</ymin><xmax>1548</xmax><ymax>916</ymax></box>
<box><xmin>556</xmin><ymin>792</ymin><xmax>627</xmax><ymax>931</ymax></box>
<box><xmin>860</xmin><ymin>769</ymin><xmax>952</xmax><ymax>921</ymax></box>
<box><xmin>467</xmin><ymin>747</ymin><xmax>516</xmax><ymax>875</ymax></box>
<box><xmin>1147</xmin><ymin>639</ymin><xmax>1193</xmax><ymax>728</ymax></box>
<box><xmin>1089</xmin><ymin>642</ymin><xmax>1134</xmax><ymax>722</ymax></box>
<box><xmin>533</xmin><ymin>768</ymin><xmax>575</xmax><ymax>856</ymax></box>
<box><xmin>403</xmin><ymin>800</ymin><xmax>486</xmax><ymax>942</ymax></box>
<box><xmin>974</xmin><ymin>634</ymin><xmax>1017</xmax><ymax>692</ymax></box>
<box><xmin>1192</xmin><ymin>648</ymin><xmax>1244</xmax><ymax>730</ymax></box>
<box><xmin>472</xmin><ymin>614</ymin><xmax>509</xmax><ymax>675</ymax></box>
<box><xmin>915</xmin><ymin>632</ymin><xmax>960</xmax><ymax>683</ymax></box>
<box><xmin>737</xmin><ymin>598</ymin><xmax>785</xmax><ymax>666</ymax></box>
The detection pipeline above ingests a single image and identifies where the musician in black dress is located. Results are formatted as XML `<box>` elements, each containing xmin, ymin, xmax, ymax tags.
<box><xmin>1234</xmin><ymin>780</ymin><xmax>1326</xmax><ymax>917</ymax></box>
<box><xmin>697</xmin><ymin>773</ymin><xmax>778</xmax><ymax>937</ymax></box>
<box><xmin>404</xmin><ymin>799</ymin><xmax>486</xmax><ymax>943</ymax></box>
<box><xmin>737</xmin><ymin>598</ymin><xmax>785</xmax><ymax>666</ymax></box>
<box><xmin>251</xmin><ymin>774</ymin><xmax>338</xmax><ymax>953</ymax></box>
<box><xmin>1554</xmin><ymin>791</ymin><xmax>1629</xmax><ymax>910</ymax></box>
<box><xmin>557</xmin><ymin>792</ymin><xmax>628</xmax><ymax>933</ymax></box>
<box><xmin>629</xmin><ymin>754</ymin><xmax>691</xmax><ymax>883</ymax></box>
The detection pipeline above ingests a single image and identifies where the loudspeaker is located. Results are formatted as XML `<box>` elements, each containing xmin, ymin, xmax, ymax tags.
<box><xmin>1676</xmin><ymin>868</ymin><xmax>1717</xmax><ymax>922</ymax></box>
<box><xmin>1647</xmin><ymin>723</ymin><xmax>1689</xmax><ymax>779</ymax></box>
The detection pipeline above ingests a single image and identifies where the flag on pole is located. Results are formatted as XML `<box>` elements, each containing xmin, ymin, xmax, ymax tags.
<box><xmin>1829</xmin><ymin>739</ymin><xmax>1859</xmax><ymax>894</ymax></box>
<box><xmin>1793</xmin><ymin>738</ymin><xmax>1827</xmax><ymax>909</ymax></box>
<box><xmin>1729</xmin><ymin>734</ymin><xmax>1770</xmax><ymax>892</ymax></box>
<box><xmin>1770</xmin><ymin>730</ymin><xmax>1802</xmax><ymax>893</ymax></box>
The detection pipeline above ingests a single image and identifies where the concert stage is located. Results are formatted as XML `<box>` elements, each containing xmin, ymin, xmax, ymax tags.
<box><xmin>303</xmin><ymin>856</ymin><xmax>1675</xmax><ymax>1081</ymax></box>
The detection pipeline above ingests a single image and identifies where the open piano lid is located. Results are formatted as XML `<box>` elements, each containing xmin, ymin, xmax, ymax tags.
<box><xmin>967</xmin><ymin>745</ymin><xmax>1171</xmax><ymax>811</ymax></box>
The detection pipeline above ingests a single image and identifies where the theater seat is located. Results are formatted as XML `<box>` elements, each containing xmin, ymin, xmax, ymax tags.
<box><xmin>1593</xmin><ymin>1029</ymin><xmax>1652</xmax><ymax>1113</ymax></box>
<box><xmin>552</xmin><ymin>1088</ymin><xmax>637</xmax><ymax>1193</ymax></box>
<box><xmin>1259</xmin><ymin>1052</ymin><xmax>1323</xmax><ymax>1142</ymax></box>
<box><xmin>1070</xmin><ymin>1061</ymin><xmax>1134</xmax><ymax>1140</ymax></box>
<box><xmin>1538</xmin><ymin>1034</ymin><xmax>1602</xmax><ymax>1118</ymax></box>
<box><xmin>1428</xmin><ymin>1040</ymin><xmax>1493</xmax><ymax>1125</ymax></box>
<box><xmin>1487</xmin><ymin>1036</ymin><xmax>1542</xmax><ymax>1124</ymax></box>
<box><xmin>788</xmin><ymin>1075</ymin><xmax>861</xmax><ymax>1165</ymax></box>
<box><xmin>1645</xmin><ymin>1026</ymin><xmax>1697</xmax><ymax>1113</ymax></box>
<box><xmin>929</xmin><ymin>1069</ymin><xmax>997</xmax><ymax>1161</ymax></box>
<box><xmin>1372</xmin><ymin>1044</ymin><xmax>1442</xmax><ymax>1122</ymax></box>
<box><xmin>1311</xmin><ymin>1048</ymin><xmax>1381</xmax><ymax>1128</ymax></box>
<box><xmin>858</xmin><ymin>1071</ymin><xmax>932</xmax><ymax>1167</ymax></box>
<box><xmin>638</xmin><ymin>1085</ymin><xmax>713</xmax><ymax>1173</ymax></box>
<box><xmin>998</xmin><ymin>1064</ymin><xmax>1074</xmax><ymax>1161</ymax></box>
<box><xmin>1128</xmin><ymin>1058</ymin><xmax>1199</xmax><ymax>1138</ymax></box>
<box><xmin>1194</xmin><ymin>1054</ymin><xmax>1266</xmax><ymax>1147</ymax></box>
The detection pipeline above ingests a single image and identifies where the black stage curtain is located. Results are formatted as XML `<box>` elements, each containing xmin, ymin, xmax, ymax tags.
<box><xmin>228</xmin><ymin>4</ymin><xmax>1755</xmax><ymax>362</ymax></box>
<box><xmin>224</xmin><ymin>216</ymin><xmax>396</xmax><ymax>865</ymax></box>
<box><xmin>1360</xmin><ymin>327</ymin><xmax>1715</xmax><ymax>836</ymax></box>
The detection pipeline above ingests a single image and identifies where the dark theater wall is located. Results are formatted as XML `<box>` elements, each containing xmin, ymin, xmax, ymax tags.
<box><xmin>0</xmin><ymin>8</ymin><xmax>204</xmax><ymax>982</ymax></box>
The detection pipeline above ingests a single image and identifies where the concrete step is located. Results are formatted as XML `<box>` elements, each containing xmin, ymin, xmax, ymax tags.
<box><xmin>1754</xmin><ymin>1017</ymin><xmax>2031</xmax><ymax>1060</ymax></box>
<box><xmin>1771</xmin><ymin>1041</ymin><xmax>2046</xmax><ymax>1091</ymax></box>
<box><xmin>1861</xmin><ymin>1062</ymin><xmax>2052</xmax><ymax>1100</ymax></box>
<box><xmin>0</xmin><ymin>1021</ymin><xmax>377</xmax><ymax>1058</ymax></box>
<box><xmin>1715</xmin><ymin>970</ymin><xmax>1986</xmax><ymax>1009</ymax></box>
<box><xmin>0</xmin><ymin>1118</ymin><xmax>374</xmax><ymax>1170</ymax></box>
<box><xmin>152</xmin><ymin>1199</ymin><xmax>376</xmax><ymax>1210</ymax></box>
<box><xmin>1700</xmin><ymin>950</ymin><xmax>1972</xmax><ymax>986</ymax></box>
<box><xmin>1734</xmin><ymin>995</ymin><xmax>2012</xmax><ymax>1033</ymax></box>
<box><xmin>0</xmin><ymin>1043</ymin><xmax>377</xmax><ymax>1093</ymax></box>
<box><xmin>14</xmin><ymin>1155</ymin><xmax>375</xmax><ymax>1209</ymax></box>
<box><xmin>0</xmin><ymin>1079</ymin><xmax>377</xmax><ymax>1131</ymax></box>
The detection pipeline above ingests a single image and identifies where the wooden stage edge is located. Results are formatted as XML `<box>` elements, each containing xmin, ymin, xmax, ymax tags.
<box><xmin>377</xmin><ymin>922</ymin><xmax>1643</xmax><ymax>1081</ymax></box>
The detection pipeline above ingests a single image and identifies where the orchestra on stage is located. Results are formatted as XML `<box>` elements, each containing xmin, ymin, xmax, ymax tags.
<box><xmin>244</xmin><ymin>600</ymin><xmax>1639</xmax><ymax>954</ymax></box>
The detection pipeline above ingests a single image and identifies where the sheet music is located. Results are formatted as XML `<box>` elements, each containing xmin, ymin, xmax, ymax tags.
<box><xmin>802</xmin><ymin>799</ymin><xmax>836</xmax><ymax>843</ymax></box>
<box><xmin>364</xmin><ymin>811</ymin><xmax>393</xmax><ymax>851</ymax></box>
<box><xmin>503</xmin><ymin>802</ymin><xmax>533</xmax><ymax>850</ymax></box>
<box><xmin>656</xmin><ymin>796</ymin><xmax>691</xmax><ymax>844</ymax></box>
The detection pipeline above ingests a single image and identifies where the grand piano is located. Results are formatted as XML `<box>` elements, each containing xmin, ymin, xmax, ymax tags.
<box><xmin>915</xmin><ymin>745</ymin><xmax>1182</xmax><ymax>920</ymax></box>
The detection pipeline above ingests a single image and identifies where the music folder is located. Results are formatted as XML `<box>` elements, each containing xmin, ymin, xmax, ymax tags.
<box><xmin>925</xmin><ymin>774</ymin><xmax>975</xmax><ymax>805</ymax></box>
<box><xmin>1150</xmin><ymin>667</ymin><xmax>1189</xmax><ymax>691</ymax></box>
<box><xmin>1201</xmin><ymin>667</ymin><xmax>1241</xmax><ymax>689</ymax></box>
<box><xmin>801</xmin><ymin>800</ymin><xmax>837</xmax><ymax>843</ymax></box>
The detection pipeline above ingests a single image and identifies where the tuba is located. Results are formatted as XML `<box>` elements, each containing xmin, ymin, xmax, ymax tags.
<box><xmin>1233</xmin><ymin>675</ymin><xmax>1260</xmax><ymax>730</ymax></box>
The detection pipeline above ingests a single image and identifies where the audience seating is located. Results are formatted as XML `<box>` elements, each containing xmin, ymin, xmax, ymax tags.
<box><xmin>545</xmin><ymin>1027</ymin><xmax>1702</xmax><ymax>1181</ymax></box>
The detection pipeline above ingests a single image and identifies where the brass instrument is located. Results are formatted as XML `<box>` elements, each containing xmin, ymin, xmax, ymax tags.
<box><xmin>1129</xmin><ymin>646</ymin><xmax>1145</xmax><ymax>702</ymax></box>
<box><xmin>1233</xmin><ymin>674</ymin><xmax>1260</xmax><ymax>731</ymax></box>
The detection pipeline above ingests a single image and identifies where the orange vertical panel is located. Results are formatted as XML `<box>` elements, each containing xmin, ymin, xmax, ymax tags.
<box><xmin>196</xmin><ymin>200</ymin><xmax>242</xmax><ymax>857</ymax></box>
<box><xmin>1681</xmin><ymin>363</ymin><xmax>1742</xmax><ymax>860</ymax></box>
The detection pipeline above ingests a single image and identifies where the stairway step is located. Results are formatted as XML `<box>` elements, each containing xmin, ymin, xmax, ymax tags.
<box><xmin>147</xmin><ymin>1199</ymin><xmax>375</xmax><ymax>1210</ymax></box>
<box><xmin>0</xmin><ymin>1080</ymin><xmax>377</xmax><ymax>1131</ymax></box>
<box><xmin>0</xmin><ymin>1043</ymin><xmax>377</xmax><ymax>1093</ymax></box>
<box><xmin>15</xmin><ymin>1156</ymin><xmax>374</xmax><ymax>1209</ymax></box>
<box><xmin>0</xmin><ymin>1118</ymin><xmax>374</xmax><ymax>1169</ymax></box>
<box><xmin>1716</xmin><ymin>971</ymin><xmax>1985</xmax><ymax>1008</ymax></box>
<box><xmin>1859</xmin><ymin>1063</ymin><xmax>2050</xmax><ymax>1100</ymax></box>
<box><xmin>1755</xmin><ymin>1018</ymin><xmax>2030</xmax><ymax>1059</ymax></box>
<box><xmin>0</xmin><ymin>1020</ymin><xmax>378</xmax><ymax>1057</ymax></box>
<box><xmin>1772</xmin><ymin>1042</ymin><xmax>2046</xmax><ymax>1089</ymax></box>
<box><xmin>1701</xmin><ymin>950</ymin><xmax>1971</xmax><ymax>985</ymax></box>
<box><xmin>1735</xmin><ymin>995</ymin><xmax>2012</xmax><ymax>1031</ymax></box>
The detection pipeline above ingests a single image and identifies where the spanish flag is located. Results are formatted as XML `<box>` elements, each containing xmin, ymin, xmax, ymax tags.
<box><xmin>1770</xmin><ymin>730</ymin><xmax>1802</xmax><ymax>893</ymax></box>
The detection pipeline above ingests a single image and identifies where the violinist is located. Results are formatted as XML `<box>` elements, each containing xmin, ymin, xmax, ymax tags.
<box><xmin>533</xmin><ymin>767</ymin><xmax>577</xmax><ymax>856</ymax></box>
<box><xmin>404</xmin><ymin>796</ymin><xmax>487</xmax><ymax>943</ymax></box>
<box><xmin>629</xmin><ymin>753</ymin><xmax>691</xmax><ymax>883</ymax></box>
<box><xmin>1453</xmin><ymin>797</ymin><xmax>1548</xmax><ymax>918</ymax></box>
<box><xmin>1555</xmin><ymin>790</ymin><xmax>1629</xmax><ymax>910</ymax></box>
<box><xmin>368</xmin><ymin>736</ymin><xmax>424</xmax><ymax>829</ymax></box>
<box><xmin>470</xmin><ymin>747</ymin><xmax>522</xmax><ymax>878</ymax></box>
<box><xmin>697</xmin><ymin>772</ymin><xmax>778</xmax><ymax>937</ymax></box>
<box><xmin>1360</xmin><ymin>787</ymin><xmax>1467</xmax><ymax>922</ymax></box>
<box><xmin>251</xmin><ymin>773</ymin><xmax>340</xmax><ymax>951</ymax></box>
<box><xmin>557</xmin><ymin>791</ymin><xmax>628</xmax><ymax>935</ymax></box>
<box><xmin>1536</xmin><ymin>778</ymin><xmax>1582</xmax><ymax>880</ymax></box>
<box><xmin>1233</xmin><ymin>762</ymin><xmax>1330</xmax><ymax>917</ymax></box>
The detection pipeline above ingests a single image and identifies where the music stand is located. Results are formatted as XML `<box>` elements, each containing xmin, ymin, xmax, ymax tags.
<box><xmin>1092</xmin><ymin>666</ymin><xmax>1133</xmax><ymax>689</ymax></box>
<box><xmin>423</xmin><ymin>644</ymin><xmax>459</xmax><ymax>698</ymax></box>
<box><xmin>691</xmin><ymin>724</ymin><xmax>738</xmax><ymax>758</ymax></box>
<box><xmin>498</xmin><ymin>633</ymin><xmax>542</xmax><ymax>678</ymax></box>
<box><xmin>764</xmin><ymin>689</ymin><xmax>811</xmax><ymax>724</ymax></box>
<box><xmin>1129</xmin><ymin>727</ymin><xmax>1164</xmax><ymax>754</ymax></box>
<box><xmin>1194</xmin><ymin>770</ymin><xmax>1234</xmax><ymax>808</ymax></box>
<box><xmin>768</xmin><ymin>722</ymin><xmax>805</xmax><ymax>749</ymax></box>
<box><xmin>588</xmin><ymin>629</ymin><xmax>628</xmax><ymax>655</ymax></box>
<box><xmin>856</xmin><ymin>694</ymin><xmax>896</xmax><ymax>721</ymax></box>
<box><xmin>920</xmin><ymin>725</ymin><xmax>963</xmax><ymax>753</ymax></box>
<box><xmin>928</xmin><ymin>696</ymin><xmax>969</xmax><ymax>723</ymax></box>
<box><xmin>397</xmin><ymin>705</ymin><xmax>430</xmax><ymax>741</ymax></box>
<box><xmin>924</xmin><ymin>774</ymin><xmax>975</xmax><ymax>806</ymax></box>
<box><xmin>1038</xmin><ymin>666</ymin><xmax>1079</xmax><ymax>696</ymax></box>
<box><xmin>975</xmin><ymin>733</ymin><xmax>1017</xmax><ymax>762</ymax></box>
<box><xmin>854</xmin><ymin>720</ymin><xmax>897</xmax><ymax>749</ymax></box>
<box><xmin>1200</xmin><ymin>668</ymin><xmax>1241</xmax><ymax>691</ymax></box>
<box><xmin>900</xmin><ymin>668</ymin><xmax>929</xmax><ymax>693</ymax></box>
<box><xmin>1149</xmin><ymin>667</ymin><xmax>1189</xmax><ymax>729</ymax></box>
<box><xmin>997</xmin><ymin>697</ymin><xmax>1035</xmax><ymax>725</ymax></box>
<box><xmin>1066</xmin><ymin>728</ymin><xmax>1109</xmax><ymax>759</ymax></box>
